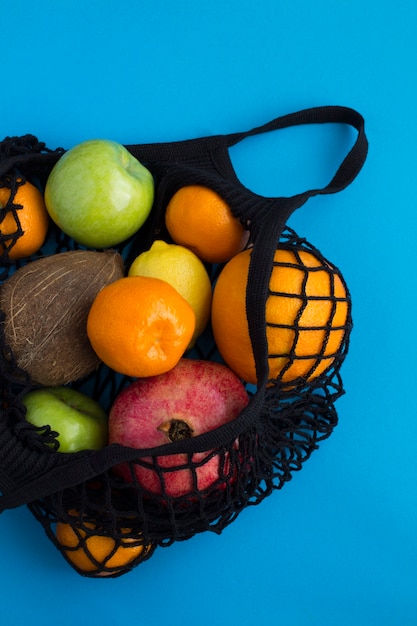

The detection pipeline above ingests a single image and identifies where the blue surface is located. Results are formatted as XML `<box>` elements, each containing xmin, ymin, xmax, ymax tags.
<box><xmin>2</xmin><ymin>2</ymin><xmax>416</xmax><ymax>625</ymax></box>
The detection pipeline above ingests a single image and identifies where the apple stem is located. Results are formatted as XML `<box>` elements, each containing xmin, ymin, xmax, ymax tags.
<box><xmin>158</xmin><ymin>419</ymin><xmax>194</xmax><ymax>442</ymax></box>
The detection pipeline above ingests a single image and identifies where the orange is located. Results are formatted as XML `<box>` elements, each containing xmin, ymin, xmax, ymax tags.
<box><xmin>55</xmin><ymin>514</ymin><xmax>152</xmax><ymax>576</ymax></box>
<box><xmin>211</xmin><ymin>246</ymin><xmax>349</xmax><ymax>386</ymax></box>
<box><xmin>0</xmin><ymin>179</ymin><xmax>49</xmax><ymax>260</ymax></box>
<box><xmin>165</xmin><ymin>185</ymin><xmax>250</xmax><ymax>264</ymax></box>
<box><xmin>86</xmin><ymin>275</ymin><xmax>195</xmax><ymax>378</ymax></box>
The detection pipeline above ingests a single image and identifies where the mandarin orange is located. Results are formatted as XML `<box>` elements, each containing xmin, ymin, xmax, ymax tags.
<box><xmin>86</xmin><ymin>276</ymin><xmax>195</xmax><ymax>378</ymax></box>
<box><xmin>165</xmin><ymin>185</ymin><xmax>249</xmax><ymax>264</ymax></box>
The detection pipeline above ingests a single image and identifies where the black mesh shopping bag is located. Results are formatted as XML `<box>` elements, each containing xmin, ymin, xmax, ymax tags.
<box><xmin>0</xmin><ymin>105</ymin><xmax>368</xmax><ymax>577</ymax></box>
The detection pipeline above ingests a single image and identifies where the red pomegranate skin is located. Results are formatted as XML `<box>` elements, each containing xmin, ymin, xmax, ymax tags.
<box><xmin>109</xmin><ymin>359</ymin><xmax>249</xmax><ymax>497</ymax></box>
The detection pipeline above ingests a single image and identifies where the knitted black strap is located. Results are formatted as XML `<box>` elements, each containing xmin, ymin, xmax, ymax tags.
<box><xmin>125</xmin><ymin>105</ymin><xmax>367</xmax><ymax>188</ymax></box>
<box><xmin>224</xmin><ymin>105</ymin><xmax>367</xmax><ymax>192</ymax></box>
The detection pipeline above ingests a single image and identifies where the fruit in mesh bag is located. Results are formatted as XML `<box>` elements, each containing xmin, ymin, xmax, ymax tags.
<box><xmin>0</xmin><ymin>249</ymin><xmax>124</xmax><ymax>386</ymax></box>
<box><xmin>0</xmin><ymin>178</ymin><xmax>49</xmax><ymax>260</ymax></box>
<box><xmin>44</xmin><ymin>139</ymin><xmax>154</xmax><ymax>248</ymax></box>
<box><xmin>211</xmin><ymin>245</ymin><xmax>349</xmax><ymax>386</ymax></box>
<box><xmin>22</xmin><ymin>386</ymin><xmax>108</xmax><ymax>453</ymax></box>
<box><xmin>55</xmin><ymin>511</ymin><xmax>153</xmax><ymax>577</ymax></box>
<box><xmin>128</xmin><ymin>239</ymin><xmax>212</xmax><ymax>348</ymax></box>
<box><xmin>108</xmin><ymin>359</ymin><xmax>249</xmax><ymax>498</ymax></box>
<box><xmin>165</xmin><ymin>185</ymin><xmax>250</xmax><ymax>264</ymax></box>
<box><xmin>86</xmin><ymin>276</ymin><xmax>196</xmax><ymax>378</ymax></box>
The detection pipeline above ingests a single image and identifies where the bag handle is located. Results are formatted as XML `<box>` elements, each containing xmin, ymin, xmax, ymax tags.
<box><xmin>223</xmin><ymin>104</ymin><xmax>367</xmax><ymax>194</ymax></box>
<box><xmin>126</xmin><ymin>105</ymin><xmax>367</xmax><ymax>198</ymax></box>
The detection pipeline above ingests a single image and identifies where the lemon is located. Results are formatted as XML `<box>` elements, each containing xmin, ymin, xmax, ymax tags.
<box><xmin>128</xmin><ymin>240</ymin><xmax>212</xmax><ymax>348</ymax></box>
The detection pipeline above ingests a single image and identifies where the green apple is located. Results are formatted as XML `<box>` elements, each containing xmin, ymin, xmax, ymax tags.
<box><xmin>44</xmin><ymin>139</ymin><xmax>154</xmax><ymax>248</ymax></box>
<box><xmin>22</xmin><ymin>386</ymin><xmax>108</xmax><ymax>453</ymax></box>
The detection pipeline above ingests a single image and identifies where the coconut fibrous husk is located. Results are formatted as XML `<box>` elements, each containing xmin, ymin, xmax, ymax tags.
<box><xmin>0</xmin><ymin>249</ymin><xmax>125</xmax><ymax>386</ymax></box>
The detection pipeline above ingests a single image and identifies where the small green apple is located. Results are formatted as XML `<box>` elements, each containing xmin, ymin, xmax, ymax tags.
<box><xmin>44</xmin><ymin>139</ymin><xmax>154</xmax><ymax>248</ymax></box>
<box><xmin>23</xmin><ymin>386</ymin><xmax>108</xmax><ymax>453</ymax></box>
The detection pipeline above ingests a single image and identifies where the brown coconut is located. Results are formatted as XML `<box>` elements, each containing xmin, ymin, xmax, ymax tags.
<box><xmin>0</xmin><ymin>249</ymin><xmax>124</xmax><ymax>385</ymax></box>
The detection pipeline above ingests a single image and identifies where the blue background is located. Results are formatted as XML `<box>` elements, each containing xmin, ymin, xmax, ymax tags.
<box><xmin>2</xmin><ymin>1</ymin><xmax>416</xmax><ymax>625</ymax></box>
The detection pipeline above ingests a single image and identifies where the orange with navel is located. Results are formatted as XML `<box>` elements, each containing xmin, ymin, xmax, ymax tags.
<box><xmin>211</xmin><ymin>246</ymin><xmax>349</xmax><ymax>386</ymax></box>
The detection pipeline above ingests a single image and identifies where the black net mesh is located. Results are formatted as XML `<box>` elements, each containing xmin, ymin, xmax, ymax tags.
<box><xmin>0</xmin><ymin>109</ymin><xmax>366</xmax><ymax>578</ymax></box>
<box><xmin>0</xmin><ymin>174</ymin><xmax>26</xmax><ymax>264</ymax></box>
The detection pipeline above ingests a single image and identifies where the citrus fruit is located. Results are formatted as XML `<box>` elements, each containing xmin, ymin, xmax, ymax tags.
<box><xmin>165</xmin><ymin>185</ymin><xmax>249</xmax><ymax>264</ymax></box>
<box><xmin>55</xmin><ymin>513</ymin><xmax>152</xmax><ymax>576</ymax></box>
<box><xmin>86</xmin><ymin>275</ymin><xmax>195</xmax><ymax>378</ymax></box>
<box><xmin>0</xmin><ymin>178</ymin><xmax>49</xmax><ymax>260</ymax></box>
<box><xmin>211</xmin><ymin>246</ymin><xmax>349</xmax><ymax>386</ymax></box>
<box><xmin>128</xmin><ymin>240</ymin><xmax>212</xmax><ymax>348</ymax></box>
